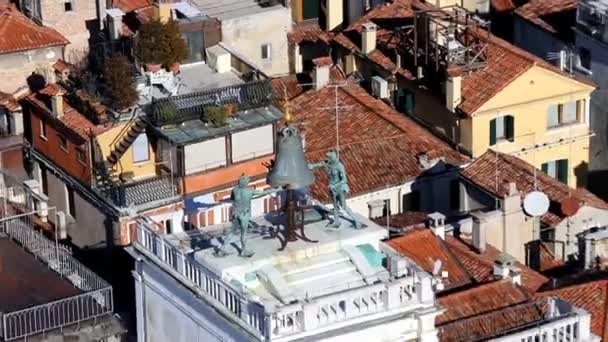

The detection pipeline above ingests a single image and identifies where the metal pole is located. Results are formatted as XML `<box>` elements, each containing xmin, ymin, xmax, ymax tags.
<box><xmin>335</xmin><ymin>86</ymin><xmax>340</xmax><ymax>158</ymax></box>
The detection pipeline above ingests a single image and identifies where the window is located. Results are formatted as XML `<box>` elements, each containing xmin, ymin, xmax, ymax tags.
<box><xmin>164</xmin><ymin>219</ymin><xmax>173</xmax><ymax>234</ymax></box>
<box><xmin>489</xmin><ymin>115</ymin><xmax>514</xmax><ymax>146</ymax></box>
<box><xmin>39</xmin><ymin>120</ymin><xmax>47</xmax><ymax>139</ymax></box>
<box><xmin>41</xmin><ymin>167</ymin><xmax>48</xmax><ymax>195</ymax></box>
<box><xmin>450</xmin><ymin>179</ymin><xmax>460</xmax><ymax>211</ymax></box>
<box><xmin>64</xmin><ymin>1</ymin><xmax>73</xmax><ymax>11</ymax></box>
<box><xmin>132</xmin><ymin>133</ymin><xmax>150</xmax><ymax>163</ymax></box>
<box><xmin>547</xmin><ymin>101</ymin><xmax>581</xmax><ymax>128</ymax></box>
<box><xmin>67</xmin><ymin>187</ymin><xmax>76</xmax><ymax>218</ymax></box>
<box><xmin>59</xmin><ymin>135</ymin><xmax>68</xmax><ymax>151</ymax></box>
<box><xmin>261</xmin><ymin>44</ymin><xmax>271</xmax><ymax>61</ymax></box>
<box><xmin>541</xmin><ymin>159</ymin><xmax>569</xmax><ymax>184</ymax></box>
<box><xmin>579</xmin><ymin>47</ymin><xmax>591</xmax><ymax>70</ymax></box>
<box><xmin>77</xmin><ymin>148</ymin><xmax>86</xmax><ymax>164</ymax></box>
<box><xmin>402</xmin><ymin>191</ymin><xmax>420</xmax><ymax>212</ymax></box>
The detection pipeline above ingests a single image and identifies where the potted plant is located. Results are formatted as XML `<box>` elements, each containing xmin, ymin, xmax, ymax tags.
<box><xmin>205</xmin><ymin>106</ymin><xmax>227</xmax><ymax>128</ymax></box>
<box><xmin>103</xmin><ymin>54</ymin><xmax>139</xmax><ymax>112</ymax></box>
<box><xmin>136</xmin><ymin>19</ymin><xmax>168</xmax><ymax>72</ymax></box>
<box><xmin>154</xmin><ymin>101</ymin><xmax>178</xmax><ymax>125</ymax></box>
<box><xmin>162</xmin><ymin>19</ymin><xmax>188</xmax><ymax>74</ymax></box>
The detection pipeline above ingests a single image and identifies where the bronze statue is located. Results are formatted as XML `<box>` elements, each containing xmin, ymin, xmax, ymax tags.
<box><xmin>309</xmin><ymin>150</ymin><xmax>362</xmax><ymax>229</ymax></box>
<box><xmin>216</xmin><ymin>174</ymin><xmax>274</xmax><ymax>257</ymax></box>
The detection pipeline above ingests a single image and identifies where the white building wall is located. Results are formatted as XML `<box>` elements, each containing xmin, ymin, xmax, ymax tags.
<box><xmin>220</xmin><ymin>7</ymin><xmax>291</xmax><ymax>76</ymax></box>
<box><xmin>44</xmin><ymin>170</ymin><xmax>108</xmax><ymax>248</ymax></box>
<box><xmin>184</xmin><ymin>137</ymin><xmax>226</xmax><ymax>174</ymax></box>
<box><xmin>231</xmin><ymin>125</ymin><xmax>273</xmax><ymax>162</ymax></box>
<box><xmin>553</xmin><ymin>206</ymin><xmax>608</xmax><ymax>259</ymax></box>
<box><xmin>134</xmin><ymin>259</ymin><xmax>258</xmax><ymax>342</ymax></box>
<box><xmin>0</xmin><ymin>46</ymin><xmax>64</xmax><ymax>93</ymax></box>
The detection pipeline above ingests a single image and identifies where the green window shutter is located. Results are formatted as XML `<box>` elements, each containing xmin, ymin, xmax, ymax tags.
<box><xmin>558</xmin><ymin>159</ymin><xmax>569</xmax><ymax>184</ymax></box>
<box><xmin>405</xmin><ymin>92</ymin><xmax>415</xmax><ymax>115</ymax></box>
<box><xmin>541</xmin><ymin>162</ymin><xmax>549</xmax><ymax>174</ymax></box>
<box><xmin>506</xmin><ymin>115</ymin><xmax>514</xmax><ymax>142</ymax></box>
<box><xmin>489</xmin><ymin>118</ymin><xmax>497</xmax><ymax>146</ymax></box>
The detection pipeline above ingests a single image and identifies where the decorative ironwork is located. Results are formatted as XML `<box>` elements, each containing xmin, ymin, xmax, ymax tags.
<box><xmin>148</xmin><ymin>80</ymin><xmax>273</xmax><ymax>126</ymax></box>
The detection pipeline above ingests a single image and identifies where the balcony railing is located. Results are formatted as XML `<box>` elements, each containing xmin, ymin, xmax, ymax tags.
<box><xmin>0</xmin><ymin>217</ymin><xmax>113</xmax><ymax>341</ymax></box>
<box><xmin>133</xmin><ymin>217</ymin><xmax>432</xmax><ymax>341</ymax></box>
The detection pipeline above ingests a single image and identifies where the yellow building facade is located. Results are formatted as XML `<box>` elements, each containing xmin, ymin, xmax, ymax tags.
<box><xmin>96</xmin><ymin>122</ymin><xmax>157</xmax><ymax>179</ymax></box>
<box><xmin>464</xmin><ymin>66</ymin><xmax>594</xmax><ymax>188</ymax></box>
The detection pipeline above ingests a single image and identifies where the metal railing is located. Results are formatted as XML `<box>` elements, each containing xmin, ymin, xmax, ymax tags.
<box><xmin>0</xmin><ymin>217</ymin><xmax>113</xmax><ymax>340</ymax></box>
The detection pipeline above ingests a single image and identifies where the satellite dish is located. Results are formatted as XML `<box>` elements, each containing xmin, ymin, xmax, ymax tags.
<box><xmin>560</xmin><ymin>197</ymin><xmax>580</xmax><ymax>216</ymax></box>
<box><xmin>523</xmin><ymin>191</ymin><xmax>550</xmax><ymax>217</ymax></box>
<box><xmin>432</xmin><ymin>259</ymin><xmax>443</xmax><ymax>276</ymax></box>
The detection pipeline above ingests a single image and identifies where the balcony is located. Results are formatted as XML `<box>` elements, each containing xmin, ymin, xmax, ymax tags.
<box><xmin>0</xmin><ymin>216</ymin><xmax>114</xmax><ymax>341</ymax></box>
<box><xmin>105</xmin><ymin>174</ymin><xmax>179</xmax><ymax>208</ymax></box>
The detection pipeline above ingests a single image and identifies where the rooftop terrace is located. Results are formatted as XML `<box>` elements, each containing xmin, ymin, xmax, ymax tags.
<box><xmin>133</xmin><ymin>205</ymin><xmax>440</xmax><ymax>341</ymax></box>
<box><xmin>0</xmin><ymin>217</ymin><xmax>114</xmax><ymax>341</ymax></box>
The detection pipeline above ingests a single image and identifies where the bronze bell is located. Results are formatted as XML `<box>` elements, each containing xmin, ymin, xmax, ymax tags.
<box><xmin>267</xmin><ymin>125</ymin><xmax>315</xmax><ymax>189</ymax></box>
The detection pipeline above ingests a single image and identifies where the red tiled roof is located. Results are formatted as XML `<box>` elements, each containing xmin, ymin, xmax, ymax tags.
<box><xmin>0</xmin><ymin>91</ymin><xmax>21</xmax><ymax>112</ymax></box>
<box><xmin>333</xmin><ymin>3</ymin><xmax>593</xmax><ymax>116</ymax></box>
<box><xmin>388</xmin><ymin>229</ymin><xmax>473</xmax><ymax>290</ymax></box>
<box><xmin>537</xmin><ymin>280</ymin><xmax>608</xmax><ymax>339</ymax></box>
<box><xmin>437</xmin><ymin>279</ymin><xmax>532</xmax><ymax>325</ymax></box>
<box><xmin>491</xmin><ymin>0</ymin><xmax>518</xmax><ymax>12</ymax></box>
<box><xmin>462</xmin><ymin>150</ymin><xmax>608</xmax><ymax>227</ymax></box>
<box><xmin>438</xmin><ymin>299</ymin><xmax>546</xmax><ymax>341</ymax></box>
<box><xmin>373</xmin><ymin>211</ymin><xmax>429</xmax><ymax>228</ymax></box>
<box><xmin>113</xmin><ymin>0</ymin><xmax>151</xmax><ymax>13</ymax></box>
<box><xmin>25</xmin><ymin>84</ymin><xmax>112</xmax><ymax>142</ymax></box>
<box><xmin>539</xmin><ymin>242</ymin><xmax>565</xmax><ymax>271</ymax></box>
<box><xmin>290</xmin><ymin>83</ymin><xmax>468</xmax><ymax>202</ymax></box>
<box><xmin>445</xmin><ymin>236</ymin><xmax>549</xmax><ymax>292</ymax></box>
<box><xmin>0</xmin><ymin>4</ymin><xmax>68</xmax><ymax>54</ymax></box>
<box><xmin>515</xmin><ymin>0</ymin><xmax>577</xmax><ymax>34</ymax></box>
<box><xmin>288</xmin><ymin>26</ymin><xmax>333</xmax><ymax>45</ymax></box>
<box><xmin>52</xmin><ymin>59</ymin><xmax>73</xmax><ymax>73</ymax></box>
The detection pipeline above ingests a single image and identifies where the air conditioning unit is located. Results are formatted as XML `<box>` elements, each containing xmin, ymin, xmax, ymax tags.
<box><xmin>371</xmin><ymin>76</ymin><xmax>389</xmax><ymax>99</ymax></box>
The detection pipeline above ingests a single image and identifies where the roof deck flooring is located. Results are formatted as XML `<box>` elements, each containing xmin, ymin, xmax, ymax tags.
<box><xmin>0</xmin><ymin>238</ymin><xmax>81</xmax><ymax>312</ymax></box>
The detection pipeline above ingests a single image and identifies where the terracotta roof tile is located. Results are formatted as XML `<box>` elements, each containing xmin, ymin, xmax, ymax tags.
<box><xmin>437</xmin><ymin>279</ymin><xmax>532</xmax><ymax>325</ymax></box>
<box><xmin>462</xmin><ymin>150</ymin><xmax>608</xmax><ymax>227</ymax></box>
<box><xmin>539</xmin><ymin>242</ymin><xmax>565</xmax><ymax>271</ymax></box>
<box><xmin>288</xmin><ymin>26</ymin><xmax>333</xmax><ymax>45</ymax></box>
<box><xmin>515</xmin><ymin>0</ymin><xmax>577</xmax><ymax>34</ymax></box>
<box><xmin>25</xmin><ymin>84</ymin><xmax>112</xmax><ymax>142</ymax></box>
<box><xmin>290</xmin><ymin>83</ymin><xmax>468</xmax><ymax>202</ymax></box>
<box><xmin>113</xmin><ymin>0</ymin><xmax>151</xmax><ymax>13</ymax></box>
<box><xmin>438</xmin><ymin>299</ymin><xmax>546</xmax><ymax>341</ymax></box>
<box><xmin>537</xmin><ymin>280</ymin><xmax>608</xmax><ymax>339</ymax></box>
<box><xmin>491</xmin><ymin>0</ymin><xmax>518</xmax><ymax>12</ymax></box>
<box><xmin>0</xmin><ymin>4</ymin><xmax>69</xmax><ymax>54</ymax></box>
<box><xmin>333</xmin><ymin>4</ymin><xmax>593</xmax><ymax>116</ymax></box>
<box><xmin>312</xmin><ymin>56</ymin><xmax>333</xmax><ymax>67</ymax></box>
<box><xmin>0</xmin><ymin>91</ymin><xmax>21</xmax><ymax>112</ymax></box>
<box><xmin>373</xmin><ymin>211</ymin><xmax>429</xmax><ymax>228</ymax></box>
<box><xmin>52</xmin><ymin>59</ymin><xmax>73</xmax><ymax>73</ymax></box>
<box><xmin>388</xmin><ymin>229</ymin><xmax>473</xmax><ymax>290</ymax></box>
<box><xmin>445</xmin><ymin>236</ymin><xmax>549</xmax><ymax>292</ymax></box>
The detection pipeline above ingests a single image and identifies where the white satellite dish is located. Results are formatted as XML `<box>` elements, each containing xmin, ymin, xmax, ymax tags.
<box><xmin>523</xmin><ymin>191</ymin><xmax>550</xmax><ymax>217</ymax></box>
<box><xmin>432</xmin><ymin>259</ymin><xmax>443</xmax><ymax>276</ymax></box>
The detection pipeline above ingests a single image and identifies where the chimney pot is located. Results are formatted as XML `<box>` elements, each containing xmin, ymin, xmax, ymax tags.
<box><xmin>427</xmin><ymin>212</ymin><xmax>445</xmax><ymax>240</ymax></box>
<box><xmin>313</xmin><ymin>64</ymin><xmax>330</xmax><ymax>90</ymax></box>
<box><xmin>471</xmin><ymin>211</ymin><xmax>487</xmax><ymax>253</ymax></box>
<box><xmin>446</xmin><ymin>76</ymin><xmax>462</xmax><ymax>112</ymax></box>
<box><xmin>362</xmin><ymin>22</ymin><xmax>377</xmax><ymax>54</ymax></box>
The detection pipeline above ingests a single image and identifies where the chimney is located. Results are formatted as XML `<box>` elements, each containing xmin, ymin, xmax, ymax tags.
<box><xmin>493</xmin><ymin>253</ymin><xmax>522</xmax><ymax>285</ymax></box>
<box><xmin>471</xmin><ymin>211</ymin><xmax>487</xmax><ymax>253</ymax></box>
<box><xmin>51</xmin><ymin>92</ymin><xmax>64</xmax><ymax>118</ymax></box>
<box><xmin>323</xmin><ymin>0</ymin><xmax>344</xmax><ymax>31</ymax></box>
<box><xmin>368</xmin><ymin>199</ymin><xmax>386</xmax><ymax>219</ymax></box>
<box><xmin>154</xmin><ymin>0</ymin><xmax>172</xmax><ymax>23</ymax></box>
<box><xmin>362</xmin><ymin>22</ymin><xmax>377</xmax><ymax>54</ymax></box>
<box><xmin>427</xmin><ymin>212</ymin><xmax>445</xmax><ymax>240</ymax></box>
<box><xmin>106</xmin><ymin>8</ymin><xmax>125</xmax><ymax>40</ymax></box>
<box><xmin>446</xmin><ymin>76</ymin><xmax>462</xmax><ymax>112</ymax></box>
<box><xmin>312</xmin><ymin>57</ymin><xmax>331</xmax><ymax>90</ymax></box>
